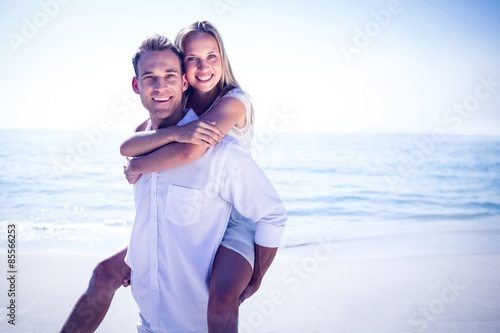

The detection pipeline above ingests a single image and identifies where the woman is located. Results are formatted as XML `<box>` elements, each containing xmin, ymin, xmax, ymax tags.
<box><xmin>61</xmin><ymin>21</ymin><xmax>270</xmax><ymax>333</ymax></box>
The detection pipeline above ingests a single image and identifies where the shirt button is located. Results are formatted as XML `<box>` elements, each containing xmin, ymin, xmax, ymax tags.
<box><xmin>152</xmin><ymin>286</ymin><xmax>157</xmax><ymax>291</ymax></box>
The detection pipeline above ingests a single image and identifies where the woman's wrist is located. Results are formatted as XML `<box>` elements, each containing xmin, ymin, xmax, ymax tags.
<box><xmin>128</xmin><ymin>157</ymin><xmax>143</xmax><ymax>174</ymax></box>
<box><xmin>164</xmin><ymin>126</ymin><xmax>181</xmax><ymax>144</ymax></box>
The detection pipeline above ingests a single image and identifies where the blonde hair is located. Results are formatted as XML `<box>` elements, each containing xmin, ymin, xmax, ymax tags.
<box><xmin>175</xmin><ymin>21</ymin><xmax>239</xmax><ymax>96</ymax></box>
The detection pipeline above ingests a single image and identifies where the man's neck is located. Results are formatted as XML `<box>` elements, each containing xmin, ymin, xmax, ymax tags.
<box><xmin>151</xmin><ymin>108</ymin><xmax>184</xmax><ymax>130</ymax></box>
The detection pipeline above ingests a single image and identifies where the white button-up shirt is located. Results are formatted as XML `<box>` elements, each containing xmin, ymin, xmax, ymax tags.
<box><xmin>125</xmin><ymin>110</ymin><xmax>286</xmax><ymax>333</ymax></box>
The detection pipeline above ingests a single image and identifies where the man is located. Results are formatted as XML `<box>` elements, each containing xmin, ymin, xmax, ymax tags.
<box><xmin>127</xmin><ymin>34</ymin><xmax>286</xmax><ymax>333</ymax></box>
<box><xmin>60</xmin><ymin>34</ymin><xmax>286</xmax><ymax>333</ymax></box>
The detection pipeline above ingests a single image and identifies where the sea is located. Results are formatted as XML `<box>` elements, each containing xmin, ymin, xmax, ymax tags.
<box><xmin>0</xmin><ymin>129</ymin><xmax>499</xmax><ymax>256</ymax></box>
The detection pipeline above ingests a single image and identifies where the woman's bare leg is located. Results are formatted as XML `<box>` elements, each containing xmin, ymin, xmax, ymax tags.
<box><xmin>60</xmin><ymin>247</ymin><xmax>130</xmax><ymax>333</ymax></box>
<box><xmin>208</xmin><ymin>245</ymin><xmax>252</xmax><ymax>333</ymax></box>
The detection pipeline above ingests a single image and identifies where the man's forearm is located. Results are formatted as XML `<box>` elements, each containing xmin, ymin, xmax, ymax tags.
<box><xmin>238</xmin><ymin>244</ymin><xmax>278</xmax><ymax>303</ymax></box>
<box><xmin>250</xmin><ymin>244</ymin><xmax>278</xmax><ymax>287</ymax></box>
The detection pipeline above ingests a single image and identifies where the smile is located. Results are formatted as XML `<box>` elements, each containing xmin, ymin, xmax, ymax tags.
<box><xmin>196</xmin><ymin>74</ymin><xmax>213</xmax><ymax>82</ymax></box>
<box><xmin>153</xmin><ymin>97</ymin><xmax>172</xmax><ymax>102</ymax></box>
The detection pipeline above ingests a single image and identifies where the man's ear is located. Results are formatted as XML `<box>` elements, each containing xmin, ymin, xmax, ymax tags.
<box><xmin>181</xmin><ymin>74</ymin><xmax>189</xmax><ymax>92</ymax></box>
<box><xmin>132</xmin><ymin>77</ymin><xmax>140</xmax><ymax>94</ymax></box>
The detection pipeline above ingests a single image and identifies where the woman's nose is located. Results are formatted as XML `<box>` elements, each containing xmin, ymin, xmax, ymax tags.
<box><xmin>197</xmin><ymin>59</ymin><xmax>208</xmax><ymax>70</ymax></box>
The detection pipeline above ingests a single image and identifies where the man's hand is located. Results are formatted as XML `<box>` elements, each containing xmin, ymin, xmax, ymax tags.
<box><xmin>122</xmin><ymin>277</ymin><xmax>131</xmax><ymax>287</ymax></box>
<box><xmin>239</xmin><ymin>279</ymin><xmax>261</xmax><ymax>304</ymax></box>
<box><xmin>124</xmin><ymin>157</ymin><xmax>142</xmax><ymax>184</ymax></box>
<box><xmin>174</xmin><ymin>120</ymin><xmax>224</xmax><ymax>147</ymax></box>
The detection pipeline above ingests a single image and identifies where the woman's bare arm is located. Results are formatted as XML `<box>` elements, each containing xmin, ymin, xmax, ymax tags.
<box><xmin>120</xmin><ymin>120</ymin><xmax>224</xmax><ymax>157</ymax></box>
<box><xmin>124</xmin><ymin>97</ymin><xmax>246</xmax><ymax>181</ymax></box>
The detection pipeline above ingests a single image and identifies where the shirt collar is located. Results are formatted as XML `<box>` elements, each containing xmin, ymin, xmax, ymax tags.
<box><xmin>145</xmin><ymin>109</ymin><xmax>198</xmax><ymax>131</ymax></box>
<box><xmin>177</xmin><ymin>108</ymin><xmax>199</xmax><ymax>126</ymax></box>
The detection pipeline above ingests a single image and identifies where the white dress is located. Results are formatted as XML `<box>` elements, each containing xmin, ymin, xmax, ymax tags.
<box><xmin>198</xmin><ymin>87</ymin><xmax>257</xmax><ymax>267</ymax></box>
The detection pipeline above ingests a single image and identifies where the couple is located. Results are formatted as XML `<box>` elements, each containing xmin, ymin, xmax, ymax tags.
<box><xmin>60</xmin><ymin>21</ymin><xmax>287</xmax><ymax>333</ymax></box>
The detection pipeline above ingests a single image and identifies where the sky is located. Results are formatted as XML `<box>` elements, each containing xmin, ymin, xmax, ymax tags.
<box><xmin>0</xmin><ymin>0</ymin><xmax>499</xmax><ymax>135</ymax></box>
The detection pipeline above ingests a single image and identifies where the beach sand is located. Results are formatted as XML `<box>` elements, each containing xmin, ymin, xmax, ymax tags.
<box><xmin>1</xmin><ymin>229</ymin><xmax>499</xmax><ymax>332</ymax></box>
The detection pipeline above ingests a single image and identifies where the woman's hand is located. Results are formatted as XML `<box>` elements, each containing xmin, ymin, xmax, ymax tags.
<box><xmin>123</xmin><ymin>157</ymin><xmax>142</xmax><ymax>184</ymax></box>
<box><xmin>174</xmin><ymin>120</ymin><xmax>224</xmax><ymax>147</ymax></box>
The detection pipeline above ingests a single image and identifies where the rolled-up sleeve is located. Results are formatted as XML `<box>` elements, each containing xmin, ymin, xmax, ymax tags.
<box><xmin>253</xmin><ymin>191</ymin><xmax>287</xmax><ymax>247</ymax></box>
<box><xmin>218</xmin><ymin>141</ymin><xmax>287</xmax><ymax>247</ymax></box>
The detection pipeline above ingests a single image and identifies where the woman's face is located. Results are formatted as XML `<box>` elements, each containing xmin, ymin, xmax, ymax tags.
<box><xmin>183</xmin><ymin>32</ymin><xmax>222</xmax><ymax>94</ymax></box>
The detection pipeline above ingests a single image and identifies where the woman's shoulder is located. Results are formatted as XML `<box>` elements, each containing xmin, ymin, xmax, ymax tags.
<box><xmin>222</xmin><ymin>87</ymin><xmax>251</xmax><ymax>105</ymax></box>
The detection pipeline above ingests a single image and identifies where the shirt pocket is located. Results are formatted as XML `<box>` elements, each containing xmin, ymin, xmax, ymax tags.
<box><xmin>165</xmin><ymin>184</ymin><xmax>202</xmax><ymax>227</ymax></box>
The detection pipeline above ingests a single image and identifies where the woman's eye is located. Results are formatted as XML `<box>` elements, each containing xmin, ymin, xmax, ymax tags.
<box><xmin>186</xmin><ymin>57</ymin><xmax>196</xmax><ymax>62</ymax></box>
<box><xmin>207</xmin><ymin>54</ymin><xmax>216</xmax><ymax>59</ymax></box>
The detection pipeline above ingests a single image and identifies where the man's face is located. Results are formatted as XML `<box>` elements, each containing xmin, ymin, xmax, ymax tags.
<box><xmin>132</xmin><ymin>49</ymin><xmax>188</xmax><ymax>128</ymax></box>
